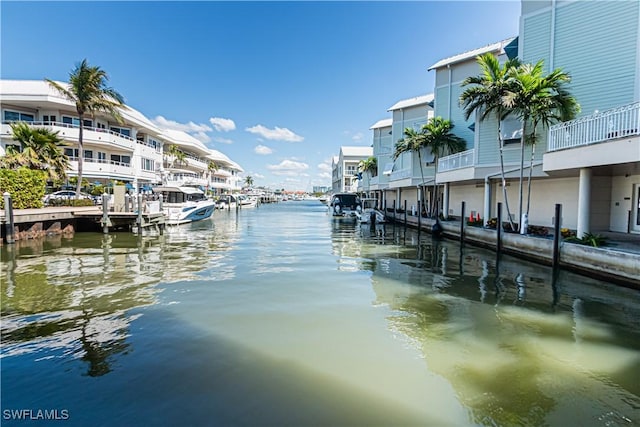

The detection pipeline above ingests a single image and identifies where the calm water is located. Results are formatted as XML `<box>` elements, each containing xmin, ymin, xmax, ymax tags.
<box><xmin>1</xmin><ymin>201</ymin><xmax>639</xmax><ymax>426</ymax></box>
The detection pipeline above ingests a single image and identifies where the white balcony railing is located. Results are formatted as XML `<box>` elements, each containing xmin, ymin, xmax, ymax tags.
<box><xmin>390</xmin><ymin>168</ymin><xmax>412</xmax><ymax>181</ymax></box>
<box><xmin>438</xmin><ymin>149</ymin><xmax>475</xmax><ymax>172</ymax></box>
<box><xmin>548</xmin><ymin>102</ymin><xmax>640</xmax><ymax>152</ymax></box>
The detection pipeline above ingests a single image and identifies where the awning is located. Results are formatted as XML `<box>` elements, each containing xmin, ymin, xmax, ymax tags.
<box><xmin>504</xmin><ymin>37</ymin><xmax>518</xmax><ymax>60</ymax></box>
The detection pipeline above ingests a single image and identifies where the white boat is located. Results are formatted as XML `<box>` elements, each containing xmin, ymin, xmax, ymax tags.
<box><xmin>237</xmin><ymin>194</ymin><xmax>258</xmax><ymax>208</ymax></box>
<box><xmin>356</xmin><ymin>198</ymin><xmax>386</xmax><ymax>223</ymax></box>
<box><xmin>152</xmin><ymin>186</ymin><xmax>216</xmax><ymax>225</ymax></box>
<box><xmin>328</xmin><ymin>193</ymin><xmax>361</xmax><ymax>218</ymax></box>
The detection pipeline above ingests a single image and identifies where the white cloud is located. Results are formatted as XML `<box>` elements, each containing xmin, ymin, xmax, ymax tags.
<box><xmin>318</xmin><ymin>172</ymin><xmax>331</xmax><ymax>179</ymax></box>
<box><xmin>152</xmin><ymin>115</ymin><xmax>212</xmax><ymax>133</ymax></box>
<box><xmin>352</xmin><ymin>132</ymin><xmax>364</xmax><ymax>142</ymax></box>
<box><xmin>209</xmin><ymin>117</ymin><xmax>236</xmax><ymax>132</ymax></box>
<box><xmin>213</xmin><ymin>137</ymin><xmax>233</xmax><ymax>144</ymax></box>
<box><xmin>317</xmin><ymin>162</ymin><xmax>332</xmax><ymax>173</ymax></box>
<box><xmin>245</xmin><ymin>125</ymin><xmax>304</xmax><ymax>142</ymax></box>
<box><xmin>254</xmin><ymin>145</ymin><xmax>273</xmax><ymax>155</ymax></box>
<box><xmin>267</xmin><ymin>159</ymin><xmax>309</xmax><ymax>176</ymax></box>
<box><xmin>192</xmin><ymin>131</ymin><xmax>212</xmax><ymax>144</ymax></box>
<box><xmin>252</xmin><ymin>173</ymin><xmax>265</xmax><ymax>179</ymax></box>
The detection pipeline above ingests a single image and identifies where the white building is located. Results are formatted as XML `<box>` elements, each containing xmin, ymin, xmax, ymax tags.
<box><xmin>331</xmin><ymin>146</ymin><xmax>373</xmax><ymax>194</ymax></box>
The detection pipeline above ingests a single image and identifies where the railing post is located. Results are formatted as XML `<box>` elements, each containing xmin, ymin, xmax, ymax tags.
<box><xmin>3</xmin><ymin>192</ymin><xmax>15</xmax><ymax>244</ymax></box>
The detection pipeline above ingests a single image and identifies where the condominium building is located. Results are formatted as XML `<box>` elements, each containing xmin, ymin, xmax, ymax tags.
<box><xmin>331</xmin><ymin>146</ymin><xmax>373</xmax><ymax>194</ymax></box>
<box><xmin>0</xmin><ymin>80</ymin><xmax>243</xmax><ymax>194</ymax></box>
<box><xmin>370</xmin><ymin>0</ymin><xmax>639</xmax><ymax>236</ymax></box>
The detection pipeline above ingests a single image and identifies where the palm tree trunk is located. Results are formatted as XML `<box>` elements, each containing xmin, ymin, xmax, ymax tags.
<box><xmin>517</xmin><ymin>119</ymin><xmax>528</xmax><ymax>232</ymax></box>
<box><xmin>417</xmin><ymin>150</ymin><xmax>427</xmax><ymax>216</ymax></box>
<box><xmin>497</xmin><ymin>117</ymin><xmax>515</xmax><ymax>230</ymax></box>
<box><xmin>77</xmin><ymin>114</ymin><xmax>84</xmax><ymax>198</ymax></box>
<box><xmin>525</xmin><ymin>127</ymin><xmax>537</xmax><ymax>216</ymax></box>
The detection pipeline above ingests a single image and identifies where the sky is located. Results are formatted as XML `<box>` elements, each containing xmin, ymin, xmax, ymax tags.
<box><xmin>1</xmin><ymin>1</ymin><xmax>520</xmax><ymax>191</ymax></box>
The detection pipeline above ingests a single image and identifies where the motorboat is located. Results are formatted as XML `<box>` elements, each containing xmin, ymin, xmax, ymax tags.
<box><xmin>152</xmin><ymin>186</ymin><xmax>216</xmax><ymax>225</ymax></box>
<box><xmin>356</xmin><ymin>198</ymin><xmax>386</xmax><ymax>224</ymax></box>
<box><xmin>215</xmin><ymin>194</ymin><xmax>237</xmax><ymax>210</ymax></box>
<box><xmin>328</xmin><ymin>193</ymin><xmax>361</xmax><ymax>218</ymax></box>
<box><xmin>237</xmin><ymin>194</ymin><xmax>258</xmax><ymax>208</ymax></box>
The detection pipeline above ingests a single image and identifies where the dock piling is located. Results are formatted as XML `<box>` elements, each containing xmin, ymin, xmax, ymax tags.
<box><xmin>102</xmin><ymin>194</ymin><xmax>109</xmax><ymax>234</ymax></box>
<box><xmin>460</xmin><ymin>201</ymin><xmax>466</xmax><ymax>246</ymax></box>
<box><xmin>3</xmin><ymin>192</ymin><xmax>15</xmax><ymax>244</ymax></box>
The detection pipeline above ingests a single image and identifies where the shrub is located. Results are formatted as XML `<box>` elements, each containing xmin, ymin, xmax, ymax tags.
<box><xmin>565</xmin><ymin>232</ymin><xmax>608</xmax><ymax>247</ymax></box>
<box><xmin>527</xmin><ymin>225</ymin><xmax>549</xmax><ymax>236</ymax></box>
<box><xmin>0</xmin><ymin>168</ymin><xmax>47</xmax><ymax>209</ymax></box>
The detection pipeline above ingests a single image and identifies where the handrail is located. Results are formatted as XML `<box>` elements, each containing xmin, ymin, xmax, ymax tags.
<box><xmin>438</xmin><ymin>149</ymin><xmax>475</xmax><ymax>172</ymax></box>
<box><xmin>548</xmin><ymin>101</ymin><xmax>640</xmax><ymax>151</ymax></box>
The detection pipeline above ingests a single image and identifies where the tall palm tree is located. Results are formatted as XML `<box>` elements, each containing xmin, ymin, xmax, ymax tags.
<box><xmin>503</xmin><ymin>61</ymin><xmax>579</xmax><ymax>230</ymax></box>
<box><xmin>46</xmin><ymin>59</ymin><xmax>125</xmax><ymax>197</ymax></box>
<box><xmin>422</xmin><ymin>117</ymin><xmax>466</xmax><ymax>217</ymax></box>
<box><xmin>1</xmin><ymin>122</ymin><xmax>70</xmax><ymax>181</ymax></box>
<box><xmin>244</xmin><ymin>176</ymin><xmax>254</xmax><ymax>187</ymax></box>
<box><xmin>394</xmin><ymin>127</ymin><xmax>432</xmax><ymax>216</ymax></box>
<box><xmin>504</xmin><ymin>63</ymin><xmax>580</xmax><ymax>224</ymax></box>
<box><xmin>460</xmin><ymin>52</ymin><xmax>520</xmax><ymax>230</ymax></box>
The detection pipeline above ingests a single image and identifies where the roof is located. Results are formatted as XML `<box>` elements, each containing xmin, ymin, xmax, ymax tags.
<box><xmin>340</xmin><ymin>146</ymin><xmax>373</xmax><ymax>157</ymax></box>
<box><xmin>370</xmin><ymin>118</ymin><xmax>393</xmax><ymax>129</ymax></box>
<box><xmin>387</xmin><ymin>93</ymin><xmax>434</xmax><ymax>111</ymax></box>
<box><xmin>427</xmin><ymin>37</ymin><xmax>516</xmax><ymax>71</ymax></box>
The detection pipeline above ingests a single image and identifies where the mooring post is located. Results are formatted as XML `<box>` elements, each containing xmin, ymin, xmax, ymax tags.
<box><xmin>124</xmin><ymin>193</ymin><xmax>131</xmax><ymax>213</ymax></box>
<box><xmin>137</xmin><ymin>194</ymin><xmax>143</xmax><ymax>235</ymax></box>
<box><xmin>102</xmin><ymin>194</ymin><xmax>109</xmax><ymax>234</ymax></box>
<box><xmin>460</xmin><ymin>201</ymin><xmax>466</xmax><ymax>246</ymax></box>
<box><xmin>496</xmin><ymin>202</ymin><xmax>503</xmax><ymax>259</ymax></box>
<box><xmin>404</xmin><ymin>200</ymin><xmax>407</xmax><ymax>226</ymax></box>
<box><xmin>552</xmin><ymin>203</ymin><xmax>562</xmax><ymax>277</ymax></box>
<box><xmin>3</xmin><ymin>192</ymin><xmax>15</xmax><ymax>244</ymax></box>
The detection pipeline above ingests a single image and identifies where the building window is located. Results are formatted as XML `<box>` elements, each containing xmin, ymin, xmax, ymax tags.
<box><xmin>501</xmin><ymin>115</ymin><xmax>523</xmax><ymax>145</ymax></box>
<box><xmin>4</xmin><ymin>110</ymin><xmax>34</xmax><ymax>122</ymax></box>
<box><xmin>110</xmin><ymin>126</ymin><xmax>131</xmax><ymax>137</ymax></box>
<box><xmin>43</xmin><ymin>115</ymin><xmax>57</xmax><ymax>123</ymax></box>
<box><xmin>64</xmin><ymin>148</ymin><xmax>79</xmax><ymax>158</ymax></box>
<box><xmin>141</xmin><ymin>157</ymin><xmax>154</xmax><ymax>171</ymax></box>
<box><xmin>98</xmin><ymin>152</ymin><xmax>106</xmax><ymax>162</ymax></box>
<box><xmin>110</xmin><ymin>154</ymin><xmax>131</xmax><ymax>165</ymax></box>
<box><xmin>84</xmin><ymin>150</ymin><xmax>93</xmax><ymax>159</ymax></box>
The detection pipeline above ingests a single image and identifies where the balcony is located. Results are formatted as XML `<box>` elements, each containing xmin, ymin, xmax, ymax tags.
<box><xmin>1</xmin><ymin>121</ymin><xmax>136</xmax><ymax>152</ymax></box>
<box><xmin>438</xmin><ymin>149</ymin><xmax>475</xmax><ymax>172</ymax></box>
<box><xmin>390</xmin><ymin>168</ymin><xmax>412</xmax><ymax>181</ymax></box>
<box><xmin>67</xmin><ymin>157</ymin><xmax>133</xmax><ymax>178</ymax></box>
<box><xmin>545</xmin><ymin>102</ymin><xmax>640</xmax><ymax>172</ymax></box>
<box><xmin>548</xmin><ymin>102</ymin><xmax>640</xmax><ymax>151</ymax></box>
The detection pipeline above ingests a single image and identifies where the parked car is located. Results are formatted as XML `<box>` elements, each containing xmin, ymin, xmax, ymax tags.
<box><xmin>43</xmin><ymin>190</ymin><xmax>97</xmax><ymax>205</ymax></box>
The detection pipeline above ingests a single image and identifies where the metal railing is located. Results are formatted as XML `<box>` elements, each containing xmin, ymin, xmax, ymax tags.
<box><xmin>390</xmin><ymin>168</ymin><xmax>412</xmax><ymax>181</ymax></box>
<box><xmin>438</xmin><ymin>149</ymin><xmax>475</xmax><ymax>172</ymax></box>
<box><xmin>548</xmin><ymin>101</ymin><xmax>640</xmax><ymax>151</ymax></box>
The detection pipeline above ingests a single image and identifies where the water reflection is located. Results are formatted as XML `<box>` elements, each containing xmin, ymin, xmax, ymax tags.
<box><xmin>355</xmin><ymin>225</ymin><xmax>640</xmax><ymax>426</ymax></box>
<box><xmin>0</xmin><ymin>217</ymin><xmax>239</xmax><ymax>377</ymax></box>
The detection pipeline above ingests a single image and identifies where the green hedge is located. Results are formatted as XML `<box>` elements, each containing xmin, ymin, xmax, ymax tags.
<box><xmin>0</xmin><ymin>168</ymin><xmax>47</xmax><ymax>209</ymax></box>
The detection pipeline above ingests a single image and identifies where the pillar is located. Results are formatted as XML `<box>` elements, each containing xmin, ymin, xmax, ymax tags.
<box><xmin>577</xmin><ymin>168</ymin><xmax>591</xmax><ymax>238</ymax></box>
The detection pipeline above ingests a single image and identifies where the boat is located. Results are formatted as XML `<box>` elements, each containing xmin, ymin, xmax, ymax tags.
<box><xmin>152</xmin><ymin>186</ymin><xmax>216</xmax><ymax>225</ymax></box>
<box><xmin>215</xmin><ymin>194</ymin><xmax>237</xmax><ymax>210</ymax></box>
<box><xmin>237</xmin><ymin>194</ymin><xmax>258</xmax><ymax>208</ymax></box>
<box><xmin>328</xmin><ymin>193</ymin><xmax>362</xmax><ymax>218</ymax></box>
<box><xmin>356</xmin><ymin>198</ymin><xmax>386</xmax><ymax>224</ymax></box>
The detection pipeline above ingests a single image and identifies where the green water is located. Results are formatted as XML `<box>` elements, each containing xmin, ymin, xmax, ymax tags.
<box><xmin>1</xmin><ymin>201</ymin><xmax>639</xmax><ymax>426</ymax></box>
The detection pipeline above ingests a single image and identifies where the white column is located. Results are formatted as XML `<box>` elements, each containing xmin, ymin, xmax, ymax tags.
<box><xmin>443</xmin><ymin>182</ymin><xmax>450</xmax><ymax>219</ymax></box>
<box><xmin>577</xmin><ymin>168</ymin><xmax>591</xmax><ymax>238</ymax></box>
<box><xmin>483</xmin><ymin>179</ymin><xmax>491</xmax><ymax>225</ymax></box>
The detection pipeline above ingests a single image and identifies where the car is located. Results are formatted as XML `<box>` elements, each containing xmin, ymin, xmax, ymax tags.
<box><xmin>43</xmin><ymin>190</ymin><xmax>96</xmax><ymax>205</ymax></box>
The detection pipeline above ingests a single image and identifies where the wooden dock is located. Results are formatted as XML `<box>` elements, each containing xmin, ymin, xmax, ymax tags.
<box><xmin>1</xmin><ymin>206</ymin><xmax>166</xmax><ymax>244</ymax></box>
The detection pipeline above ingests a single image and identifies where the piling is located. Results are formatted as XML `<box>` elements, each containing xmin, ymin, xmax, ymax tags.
<box><xmin>552</xmin><ymin>203</ymin><xmax>562</xmax><ymax>278</ymax></box>
<box><xmin>496</xmin><ymin>202</ymin><xmax>503</xmax><ymax>261</ymax></box>
<box><xmin>125</xmin><ymin>194</ymin><xmax>131</xmax><ymax>213</ymax></box>
<box><xmin>102</xmin><ymin>194</ymin><xmax>109</xmax><ymax>234</ymax></box>
<box><xmin>404</xmin><ymin>200</ymin><xmax>407</xmax><ymax>226</ymax></box>
<box><xmin>137</xmin><ymin>194</ymin><xmax>143</xmax><ymax>234</ymax></box>
<box><xmin>3</xmin><ymin>192</ymin><xmax>15</xmax><ymax>244</ymax></box>
<box><xmin>460</xmin><ymin>201</ymin><xmax>466</xmax><ymax>246</ymax></box>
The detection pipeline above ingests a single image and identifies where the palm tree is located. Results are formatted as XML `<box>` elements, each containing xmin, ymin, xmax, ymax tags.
<box><xmin>244</xmin><ymin>176</ymin><xmax>254</xmax><ymax>187</ymax></box>
<box><xmin>166</xmin><ymin>144</ymin><xmax>188</xmax><ymax>168</ymax></box>
<box><xmin>358</xmin><ymin>156</ymin><xmax>378</xmax><ymax>178</ymax></box>
<box><xmin>1</xmin><ymin>122</ymin><xmax>70</xmax><ymax>181</ymax></box>
<box><xmin>460</xmin><ymin>53</ymin><xmax>520</xmax><ymax>230</ymax></box>
<box><xmin>394</xmin><ymin>127</ymin><xmax>430</xmax><ymax>215</ymax></box>
<box><xmin>504</xmin><ymin>62</ymin><xmax>580</xmax><ymax>224</ymax></box>
<box><xmin>421</xmin><ymin>117</ymin><xmax>466</xmax><ymax>217</ymax></box>
<box><xmin>46</xmin><ymin>59</ymin><xmax>125</xmax><ymax>197</ymax></box>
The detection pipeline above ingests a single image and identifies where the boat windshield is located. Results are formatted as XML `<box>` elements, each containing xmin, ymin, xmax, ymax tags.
<box><xmin>332</xmin><ymin>194</ymin><xmax>360</xmax><ymax>208</ymax></box>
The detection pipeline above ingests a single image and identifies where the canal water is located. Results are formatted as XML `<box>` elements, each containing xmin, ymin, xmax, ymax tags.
<box><xmin>1</xmin><ymin>201</ymin><xmax>639</xmax><ymax>426</ymax></box>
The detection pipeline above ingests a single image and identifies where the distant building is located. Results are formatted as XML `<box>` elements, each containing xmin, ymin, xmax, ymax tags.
<box><xmin>331</xmin><ymin>146</ymin><xmax>373</xmax><ymax>194</ymax></box>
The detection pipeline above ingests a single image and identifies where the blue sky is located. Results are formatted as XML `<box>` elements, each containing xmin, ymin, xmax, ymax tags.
<box><xmin>1</xmin><ymin>1</ymin><xmax>520</xmax><ymax>191</ymax></box>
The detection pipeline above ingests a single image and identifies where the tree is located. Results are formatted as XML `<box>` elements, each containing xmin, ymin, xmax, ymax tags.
<box><xmin>358</xmin><ymin>156</ymin><xmax>378</xmax><ymax>177</ymax></box>
<box><xmin>46</xmin><ymin>59</ymin><xmax>125</xmax><ymax>198</ymax></box>
<box><xmin>166</xmin><ymin>144</ymin><xmax>188</xmax><ymax>168</ymax></box>
<box><xmin>244</xmin><ymin>176</ymin><xmax>254</xmax><ymax>187</ymax></box>
<box><xmin>421</xmin><ymin>117</ymin><xmax>466</xmax><ymax>216</ymax></box>
<box><xmin>504</xmin><ymin>61</ymin><xmax>579</xmax><ymax>229</ymax></box>
<box><xmin>1</xmin><ymin>122</ymin><xmax>69</xmax><ymax>181</ymax></box>
<box><xmin>460</xmin><ymin>53</ymin><xmax>521</xmax><ymax>230</ymax></box>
